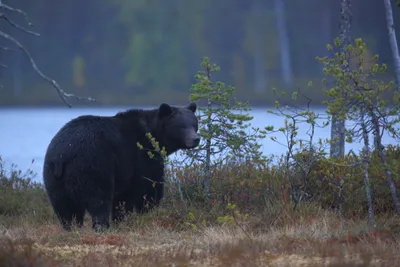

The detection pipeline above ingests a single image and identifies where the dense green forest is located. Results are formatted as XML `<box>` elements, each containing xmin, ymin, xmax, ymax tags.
<box><xmin>0</xmin><ymin>0</ymin><xmax>398</xmax><ymax>107</ymax></box>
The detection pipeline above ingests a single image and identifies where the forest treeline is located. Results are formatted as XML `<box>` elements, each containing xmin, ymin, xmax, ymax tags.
<box><xmin>0</xmin><ymin>0</ymin><xmax>398</xmax><ymax>107</ymax></box>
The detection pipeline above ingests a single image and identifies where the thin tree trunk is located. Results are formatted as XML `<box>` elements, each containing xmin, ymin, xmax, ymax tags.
<box><xmin>383</xmin><ymin>0</ymin><xmax>400</xmax><ymax>89</ymax></box>
<box><xmin>331</xmin><ymin>0</ymin><xmax>352</xmax><ymax>159</ymax></box>
<box><xmin>371</xmin><ymin>110</ymin><xmax>400</xmax><ymax>215</ymax></box>
<box><xmin>204</xmin><ymin>100</ymin><xmax>212</xmax><ymax>199</ymax></box>
<box><xmin>360</xmin><ymin>111</ymin><xmax>375</xmax><ymax>227</ymax></box>
<box><xmin>251</xmin><ymin>0</ymin><xmax>267</xmax><ymax>94</ymax></box>
<box><xmin>253</xmin><ymin>38</ymin><xmax>267</xmax><ymax>94</ymax></box>
<box><xmin>330</xmin><ymin>116</ymin><xmax>345</xmax><ymax>158</ymax></box>
<box><xmin>203</xmin><ymin>70</ymin><xmax>213</xmax><ymax>199</ymax></box>
<box><xmin>274</xmin><ymin>0</ymin><xmax>293</xmax><ymax>88</ymax></box>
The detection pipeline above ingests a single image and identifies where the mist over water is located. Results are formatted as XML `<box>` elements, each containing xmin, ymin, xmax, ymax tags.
<box><xmin>0</xmin><ymin>106</ymin><xmax>398</xmax><ymax>183</ymax></box>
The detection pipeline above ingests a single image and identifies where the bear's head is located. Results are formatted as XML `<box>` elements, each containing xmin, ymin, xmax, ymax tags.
<box><xmin>157</xmin><ymin>102</ymin><xmax>200</xmax><ymax>154</ymax></box>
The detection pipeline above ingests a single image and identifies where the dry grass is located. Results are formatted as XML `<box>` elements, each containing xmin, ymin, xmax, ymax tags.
<box><xmin>2</xmin><ymin>153</ymin><xmax>400</xmax><ymax>266</ymax></box>
<box><xmin>1</xmin><ymin>209</ymin><xmax>399</xmax><ymax>267</ymax></box>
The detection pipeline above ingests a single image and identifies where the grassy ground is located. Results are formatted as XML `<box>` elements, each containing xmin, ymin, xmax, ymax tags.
<box><xmin>1</xmin><ymin>206</ymin><xmax>399</xmax><ymax>267</ymax></box>
<box><xmin>2</xmin><ymin>146</ymin><xmax>400</xmax><ymax>266</ymax></box>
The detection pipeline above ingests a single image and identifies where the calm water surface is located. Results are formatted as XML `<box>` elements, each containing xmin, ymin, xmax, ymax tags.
<box><xmin>0</xmin><ymin>106</ymin><xmax>397</xmax><ymax>183</ymax></box>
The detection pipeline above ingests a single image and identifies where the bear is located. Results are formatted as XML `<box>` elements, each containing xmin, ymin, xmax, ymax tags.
<box><xmin>42</xmin><ymin>102</ymin><xmax>200</xmax><ymax>232</ymax></box>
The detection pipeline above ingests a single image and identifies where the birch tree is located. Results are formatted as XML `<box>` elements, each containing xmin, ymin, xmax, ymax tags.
<box><xmin>274</xmin><ymin>0</ymin><xmax>293</xmax><ymax>88</ymax></box>
<box><xmin>383</xmin><ymin>0</ymin><xmax>400</xmax><ymax>90</ymax></box>
<box><xmin>247</xmin><ymin>0</ymin><xmax>267</xmax><ymax>95</ymax></box>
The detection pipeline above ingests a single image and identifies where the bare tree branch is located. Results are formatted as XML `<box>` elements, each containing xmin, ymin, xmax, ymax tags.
<box><xmin>0</xmin><ymin>13</ymin><xmax>39</xmax><ymax>36</ymax></box>
<box><xmin>0</xmin><ymin>1</ymin><xmax>96</xmax><ymax>107</ymax></box>
<box><xmin>0</xmin><ymin>0</ymin><xmax>33</xmax><ymax>26</ymax></box>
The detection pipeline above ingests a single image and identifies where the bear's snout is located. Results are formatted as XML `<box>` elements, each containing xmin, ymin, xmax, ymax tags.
<box><xmin>185</xmin><ymin>130</ymin><xmax>201</xmax><ymax>148</ymax></box>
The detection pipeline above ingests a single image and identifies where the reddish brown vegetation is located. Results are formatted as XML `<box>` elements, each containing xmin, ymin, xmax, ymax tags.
<box><xmin>80</xmin><ymin>234</ymin><xmax>128</xmax><ymax>246</ymax></box>
<box><xmin>325</xmin><ymin>229</ymin><xmax>396</xmax><ymax>245</ymax></box>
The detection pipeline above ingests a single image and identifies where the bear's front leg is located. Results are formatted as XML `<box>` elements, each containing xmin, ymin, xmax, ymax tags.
<box><xmin>138</xmin><ymin>180</ymin><xmax>164</xmax><ymax>213</ymax></box>
<box><xmin>133</xmin><ymin>151</ymin><xmax>165</xmax><ymax>214</ymax></box>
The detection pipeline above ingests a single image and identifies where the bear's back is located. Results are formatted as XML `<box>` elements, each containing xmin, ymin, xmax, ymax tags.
<box><xmin>45</xmin><ymin>114</ymin><xmax>126</xmax><ymax>162</ymax></box>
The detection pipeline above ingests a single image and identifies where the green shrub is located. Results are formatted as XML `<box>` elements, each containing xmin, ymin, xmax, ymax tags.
<box><xmin>0</xmin><ymin>157</ymin><xmax>53</xmax><ymax>225</ymax></box>
<box><xmin>161</xmin><ymin>144</ymin><xmax>400</xmax><ymax>226</ymax></box>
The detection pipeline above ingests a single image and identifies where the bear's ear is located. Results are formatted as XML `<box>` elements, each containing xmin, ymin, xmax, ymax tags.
<box><xmin>158</xmin><ymin>103</ymin><xmax>172</xmax><ymax>118</ymax></box>
<box><xmin>187</xmin><ymin>102</ymin><xmax>197</xmax><ymax>113</ymax></box>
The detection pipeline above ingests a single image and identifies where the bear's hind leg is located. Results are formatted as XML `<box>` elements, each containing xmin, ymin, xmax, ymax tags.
<box><xmin>72</xmin><ymin>171</ymin><xmax>115</xmax><ymax>232</ymax></box>
<box><xmin>49</xmin><ymin>195</ymin><xmax>82</xmax><ymax>231</ymax></box>
<box><xmin>55</xmin><ymin>207</ymin><xmax>73</xmax><ymax>231</ymax></box>
<box><xmin>87</xmin><ymin>200</ymin><xmax>112</xmax><ymax>232</ymax></box>
<box><xmin>84</xmin><ymin>186</ymin><xmax>113</xmax><ymax>232</ymax></box>
<box><xmin>72</xmin><ymin>207</ymin><xmax>85</xmax><ymax>228</ymax></box>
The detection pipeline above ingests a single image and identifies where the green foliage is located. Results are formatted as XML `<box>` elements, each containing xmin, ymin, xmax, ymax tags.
<box><xmin>183</xmin><ymin>211</ymin><xmax>200</xmax><ymax>232</ymax></box>
<box><xmin>259</xmin><ymin>37</ymin><xmax>400</xmax><ymax>225</ymax></box>
<box><xmin>182</xmin><ymin>56</ymin><xmax>267</xmax><ymax>168</ymax></box>
<box><xmin>316</xmin><ymin>37</ymin><xmax>398</xmax><ymax>128</ymax></box>
<box><xmin>0</xmin><ymin>157</ymin><xmax>53</xmax><ymax>224</ymax></box>
<box><xmin>160</xmin><ymin>144</ymin><xmax>400</xmax><ymax>230</ymax></box>
<box><xmin>301</xmin><ymin>145</ymin><xmax>400</xmax><ymax>215</ymax></box>
<box><xmin>266</xmin><ymin>88</ymin><xmax>330</xmax><ymax>153</ymax></box>
<box><xmin>110</xmin><ymin>0</ymin><xmax>192</xmax><ymax>92</ymax></box>
<box><xmin>264</xmin><ymin>86</ymin><xmax>331</xmax><ymax>204</ymax></box>
<box><xmin>316</xmin><ymin>36</ymin><xmax>400</xmax><ymax>217</ymax></box>
<box><xmin>137</xmin><ymin>132</ymin><xmax>168</xmax><ymax>160</ymax></box>
<box><xmin>217</xmin><ymin>203</ymin><xmax>249</xmax><ymax>228</ymax></box>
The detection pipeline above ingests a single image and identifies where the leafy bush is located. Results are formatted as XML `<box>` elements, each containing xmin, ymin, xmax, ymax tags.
<box><xmin>162</xmin><ymin>145</ymin><xmax>400</xmax><ymax>225</ymax></box>
<box><xmin>0</xmin><ymin>157</ymin><xmax>54</xmax><ymax>224</ymax></box>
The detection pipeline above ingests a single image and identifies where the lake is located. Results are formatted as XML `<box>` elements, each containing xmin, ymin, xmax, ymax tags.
<box><xmin>0</xmin><ymin>106</ymin><xmax>398</xmax><ymax>183</ymax></box>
